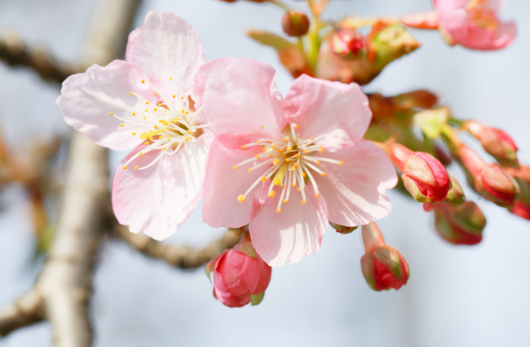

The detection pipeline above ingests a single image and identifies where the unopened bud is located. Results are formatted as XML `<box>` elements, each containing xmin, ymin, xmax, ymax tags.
<box><xmin>384</xmin><ymin>143</ymin><xmax>451</xmax><ymax>203</ymax></box>
<box><xmin>426</xmin><ymin>201</ymin><xmax>486</xmax><ymax>245</ymax></box>
<box><xmin>361</xmin><ymin>223</ymin><xmax>410</xmax><ymax>291</ymax></box>
<box><xmin>205</xmin><ymin>234</ymin><xmax>271</xmax><ymax>308</ymax></box>
<box><xmin>464</xmin><ymin>120</ymin><xmax>518</xmax><ymax>164</ymax></box>
<box><xmin>330</xmin><ymin>222</ymin><xmax>358</xmax><ymax>234</ymax></box>
<box><xmin>369</xmin><ymin>23</ymin><xmax>420</xmax><ymax>64</ymax></box>
<box><xmin>460</xmin><ymin>145</ymin><xmax>519</xmax><ymax>207</ymax></box>
<box><xmin>281</xmin><ymin>12</ymin><xmax>310</xmax><ymax>37</ymax></box>
<box><xmin>330</xmin><ymin>29</ymin><xmax>367</xmax><ymax>59</ymax></box>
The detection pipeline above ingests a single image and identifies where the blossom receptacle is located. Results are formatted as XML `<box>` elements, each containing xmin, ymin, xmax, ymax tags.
<box><xmin>282</xmin><ymin>12</ymin><xmax>310</xmax><ymax>37</ymax></box>
<box><xmin>194</xmin><ymin>58</ymin><xmax>397</xmax><ymax>267</ymax></box>
<box><xmin>330</xmin><ymin>222</ymin><xmax>358</xmax><ymax>234</ymax></box>
<box><xmin>460</xmin><ymin>145</ymin><xmax>519</xmax><ymax>207</ymax></box>
<box><xmin>205</xmin><ymin>235</ymin><xmax>272</xmax><ymax>308</ymax></box>
<box><xmin>463</xmin><ymin>120</ymin><xmax>518</xmax><ymax>164</ymax></box>
<box><xmin>426</xmin><ymin>201</ymin><xmax>485</xmax><ymax>245</ymax></box>
<box><xmin>434</xmin><ymin>0</ymin><xmax>516</xmax><ymax>50</ymax></box>
<box><xmin>361</xmin><ymin>223</ymin><xmax>410</xmax><ymax>291</ymax></box>
<box><xmin>384</xmin><ymin>143</ymin><xmax>451</xmax><ymax>203</ymax></box>
<box><xmin>330</xmin><ymin>29</ymin><xmax>367</xmax><ymax>60</ymax></box>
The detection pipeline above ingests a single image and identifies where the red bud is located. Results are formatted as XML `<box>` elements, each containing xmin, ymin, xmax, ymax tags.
<box><xmin>426</xmin><ymin>201</ymin><xmax>486</xmax><ymax>245</ymax></box>
<box><xmin>505</xmin><ymin>166</ymin><xmax>530</xmax><ymax>220</ymax></box>
<box><xmin>460</xmin><ymin>145</ymin><xmax>520</xmax><ymax>207</ymax></box>
<box><xmin>281</xmin><ymin>12</ymin><xmax>310</xmax><ymax>37</ymax></box>
<box><xmin>464</xmin><ymin>121</ymin><xmax>518</xmax><ymax>164</ymax></box>
<box><xmin>361</xmin><ymin>223</ymin><xmax>410</xmax><ymax>291</ymax></box>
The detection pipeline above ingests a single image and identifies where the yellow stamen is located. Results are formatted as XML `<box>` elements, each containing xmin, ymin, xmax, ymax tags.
<box><xmin>120</xmin><ymin>124</ymin><xmax>124</xmax><ymax>127</ymax></box>
<box><xmin>132</xmin><ymin>112</ymin><xmax>136</xmax><ymax>116</ymax></box>
<box><xmin>233</xmin><ymin>165</ymin><xmax>237</xmax><ymax>170</ymax></box>
<box><xmin>301</xmin><ymin>200</ymin><xmax>306</xmax><ymax>205</ymax></box>
<box><xmin>283</xmin><ymin>199</ymin><xmax>288</xmax><ymax>204</ymax></box>
<box><xmin>276</xmin><ymin>209</ymin><xmax>281</xmax><ymax>213</ymax></box>
<box><xmin>261</xmin><ymin>177</ymin><xmax>267</xmax><ymax>182</ymax></box>
<box><xmin>339</xmin><ymin>161</ymin><xmax>344</xmax><ymax>165</ymax></box>
<box><xmin>138</xmin><ymin>152</ymin><xmax>143</xmax><ymax>156</ymax></box>
<box><xmin>123</xmin><ymin>166</ymin><xmax>127</xmax><ymax>169</ymax></box>
<box><xmin>109</xmin><ymin>112</ymin><xmax>113</xmax><ymax>116</ymax></box>
<box><xmin>268</xmin><ymin>191</ymin><xmax>276</xmax><ymax>198</ymax></box>
<box><xmin>134</xmin><ymin>166</ymin><xmax>138</xmax><ymax>170</ymax></box>
<box><xmin>238</xmin><ymin>195</ymin><xmax>246</xmax><ymax>202</ymax></box>
<box><xmin>321</xmin><ymin>172</ymin><xmax>326</xmax><ymax>177</ymax></box>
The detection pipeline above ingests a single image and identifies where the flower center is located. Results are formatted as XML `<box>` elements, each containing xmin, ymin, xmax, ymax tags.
<box><xmin>233</xmin><ymin>123</ymin><xmax>343</xmax><ymax>213</ymax></box>
<box><xmin>466</xmin><ymin>0</ymin><xmax>500</xmax><ymax>31</ymax></box>
<box><xmin>110</xmin><ymin>78</ymin><xmax>208</xmax><ymax>171</ymax></box>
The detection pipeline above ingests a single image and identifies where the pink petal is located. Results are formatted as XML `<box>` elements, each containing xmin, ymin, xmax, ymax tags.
<box><xmin>233</xmin><ymin>253</ymin><xmax>272</xmax><ymax>294</ymax></box>
<box><xmin>112</xmin><ymin>145</ymin><xmax>176</xmax><ymax>240</ymax></box>
<box><xmin>192</xmin><ymin>58</ymin><xmax>286</xmax><ymax>150</ymax></box>
<box><xmin>202</xmin><ymin>139</ymin><xmax>269</xmax><ymax>228</ymax></box>
<box><xmin>57</xmin><ymin>60</ymin><xmax>156</xmax><ymax>150</ymax></box>
<box><xmin>283</xmin><ymin>74</ymin><xmax>371</xmax><ymax>145</ymax></box>
<box><xmin>126</xmin><ymin>11</ymin><xmax>204</xmax><ymax>96</ymax></box>
<box><xmin>153</xmin><ymin>132</ymin><xmax>213</xmax><ymax>225</ymax></box>
<box><xmin>314</xmin><ymin>140</ymin><xmax>397</xmax><ymax>227</ymax></box>
<box><xmin>249</xmin><ymin>185</ymin><xmax>328</xmax><ymax>267</ymax></box>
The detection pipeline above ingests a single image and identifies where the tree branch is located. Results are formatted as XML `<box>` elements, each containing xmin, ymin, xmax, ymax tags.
<box><xmin>0</xmin><ymin>33</ymin><xmax>80</xmax><ymax>84</ymax></box>
<box><xmin>115</xmin><ymin>226</ymin><xmax>241</xmax><ymax>269</ymax></box>
<box><xmin>0</xmin><ymin>290</ymin><xmax>44</xmax><ymax>337</ymax></box>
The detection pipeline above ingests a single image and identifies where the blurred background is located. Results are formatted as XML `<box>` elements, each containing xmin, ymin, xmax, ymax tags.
<box><xmin>0</xmin><ymin>0</ymin><xmax>529</xmax><ymax>346</ymax></box>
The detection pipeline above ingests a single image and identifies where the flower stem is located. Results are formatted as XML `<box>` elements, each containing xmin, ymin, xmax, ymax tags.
<box><xmin>266</xmin><ymin>0</ymin><xmax>293</xmax><ymax>12</ymax></box>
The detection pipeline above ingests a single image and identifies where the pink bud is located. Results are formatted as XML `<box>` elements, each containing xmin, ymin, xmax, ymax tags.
<box><xmin>460</xmin><ymin>145</ymin><xmax>520</xmax><ymax>207</ymax></box>
<box><xmin>385</xmin><ymin>143</ymin><xmax>451</xmax><ymax>203</ymax></box>
<box><xmin>206</xmin><ymin>236</ymin><xmax>271</xmax><ymax>308</ymax></box>
<box><xmin>505</xmin><ymin>165</ymin><xmax>530</xmax><ymax>220</ymax></box>
<box><xmin>464</xmin><ymin>121</ymin><xmax>518</xmax><ymax>163</ymax></box>
<box><xmin>330</xmin><ymin>29</ymin><xmax>367</xmax><ymax>59</ymax></box>
<box><xmin>361</xmin><ymin>223</ymin><xmax>410</xmax><ymax>291</ymax></box>
<box><xmin>281</xmin><ymin>12</ymin><xmax>310</xmax><ymax>37</ymax></box>
<box><xmin>426</xmin><ymin>201</ymin><xmax>486</xmax><ymax>245</ymax></box>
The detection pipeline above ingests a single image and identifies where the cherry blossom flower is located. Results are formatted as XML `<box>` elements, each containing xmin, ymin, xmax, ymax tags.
<box><xmin>57</xmin><ymin>11</ymin><xmax>211</xmax><ymax>240</ymax></box>
<box><xmin>194</xmin><ymin>58</ymin><xmax>397</xmax><ymax>267</ymax></box>
<box><xmin>435</xmin><ymin>0</ymin><xmax>516</xmax><ymax>50</ymax></box>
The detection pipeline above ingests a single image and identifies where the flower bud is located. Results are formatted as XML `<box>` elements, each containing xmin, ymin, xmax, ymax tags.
<box><xmin>460</xmin><ymin>145</ymin><xmax>519</xmax><ymax>207</ymax></box>
<box><xmin>444</xmin><ymin>173</ymin><xmax>465</xmax><ymax>205</ymax></box>
<box><xmin>330</xmin><ymin>29</ymin><xmax>367</xmax><ymax>60</ymax></box>
<box><xmin>384</xmin><ymin>143</ymin><xmax>451</xmax><ymax>203</ymax></box>
<box><xmin>330</xmin><ymin>222</ymin><xmax>358</xmax><ymax>234</ymax></box>
<box><xmin>281</xmin><ymin>12</ymin><xmax>310</xmax><ymax>37</ymax></box>
<box><xmin>426</xmin><ymin>201</ymin><xmax>486</xmax><ymax>245</ymax></box>
<box><xmin>505</xmin><ymin>166</ymin><xmax>530</xmax><ymax>220</ymax></box>
<box><xmin>205</xmin><ymin>235</ymin><xmax>271</xmax><ymax>308</ymax></box>
<box><xmin>463</xmin><ymin>120</ymin><xmax>518</xmax><ymax>164</ymax></box>
<box><xmin>361</xmin><ymin>223</ymin><xmax>410</xmax><ymax>291</ymax></box>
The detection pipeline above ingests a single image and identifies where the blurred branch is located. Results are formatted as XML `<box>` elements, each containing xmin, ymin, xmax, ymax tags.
<box><xmin>0</xmin><ymin>33</ymin><xmax>80</xmax><ymax>84</ymax></box>
<box><xmin>115</xmin><ymin>226</ymin><xmax>240</xmax><ymax>269</ymax></box>
<box><xmin>0</xmin><ymin>290</ymin><xmax>43</xmax><ymax>337</ymax></box>
<box><xmin>0</xmin><ymin>0</ymin><xmax>142</xmax><ymax>345</ymax></box>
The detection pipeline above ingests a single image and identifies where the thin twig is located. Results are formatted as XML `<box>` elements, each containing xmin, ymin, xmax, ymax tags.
<box><xmin>0</xmin><ymin>33</ymin><xmax>80</xmax><ymax>84</ymax></box>
<box><xmin>0</xmin><ymin>290</ymin><xmax>44</xmax><ymax>337</ymax></box>
<box><xmin>115</xmin><ymin>226</ymin><xmax>241</xmax><ymax>269</ymax></box>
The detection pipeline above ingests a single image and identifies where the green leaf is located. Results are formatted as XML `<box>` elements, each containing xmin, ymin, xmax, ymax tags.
<box><xmin>251</xmin><ymin>292</ymin><xmax>265</xmax><ymax>306</ymax></box>
<box><xmin>246</xmin><ymin>30</ymin><xmax>295</xmax><ymax>50</ymax></box>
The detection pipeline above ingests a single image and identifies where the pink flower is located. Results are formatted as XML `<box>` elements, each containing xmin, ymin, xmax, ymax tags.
<box><xmin>435</xmin><ymin>0</ymin><xmax>516</xmax><ymax>50</ymax></box>
<box><xmin>57</xmin><ymin>12</ymin><xmax>211</xmax><ymax>240</ymax></box>
<box><xmin>206</xmin><ymin>235</ymin><xmax>272</xmax><ymax>308</ymax></box>
<box><xmin>193</xmin><ymin>58</ymin><xmax>397</xmax><ymax>267</ymax></box>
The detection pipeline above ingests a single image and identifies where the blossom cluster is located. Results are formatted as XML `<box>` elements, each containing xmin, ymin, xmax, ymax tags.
<box><xmin>57</xmin><ymin>0</ymin><xmax>523</xmax><ymax>308</ymax></box>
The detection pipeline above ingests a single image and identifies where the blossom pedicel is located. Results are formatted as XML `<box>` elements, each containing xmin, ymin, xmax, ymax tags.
<box><xmin>360</xmin><ymin>222</ymin><xmax>410</xmax><ymax>291</ymax></box>
<box><xmin>463</xmin><ymin>120</ymin><xmax>518</xmax><ymax>164</ymax></box>
<box><xmin>57</xmin><ymin>12</ymin><xmax>211</xmax><ymax>240</ymax></box>
<box><xmin>205</xmin><ymin>234</ymin><xmax>272</xmax><ymax>308</ymax></box>
<box><xmin>194</xmin><ymin>58</ymin><xmax>397</xmax><ymax>267</ymax></box>
<box><xmin>434</xmin><ymin>0</ymin><xmax>516</xmax><ymax>50</ymax></box>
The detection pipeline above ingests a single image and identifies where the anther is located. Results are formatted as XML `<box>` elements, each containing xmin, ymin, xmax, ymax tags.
<box><xmin>134</xmin><ymin>166</ymin><xmax>138</xmax><ymax>170</ymax></box>
<box><xmin>316</xmin><ymin>160</ymin><xmax>321</xmax><ymax>165</ymax></box>
<box><xmin>233</xmin><ymin>165</ymin><xmax>237</xmax><ymax>170</ymax></box>
<box><xmin>132</xmin><ymin>112</ymin><xmax>136</xmax><ymax>116</ymax></box>
<box><xmin>248</xmin><ymin>168</ymin><xmax>252</xmax><ymax>173</ymax></box>
<box><xmin>315</xmin><ymin>193</ymin><xmax>320</xmax><ymax>198</ymax></box>
<box><xmin>109</xmin><ymin>112</ymin><xmax>114</xmax><ymax>116</ymax></box>
<box><xmin>139</xmin><ymin>152</ymin><xmax>143</xmax><ymax>156</ymax></box>
<box><xmin>154</xmin><ymin>92</ymin><xmax>158</xmax><ymax>96</ymax></box>
<box><xmin>238</xmin><ymin>195</ymin><xmax>246</xmax><ymax>202</ymax></box>
<box><xmin>172</xmin><ymin>95</ymin><xmax>175</xmax><ymax>98</ymax></box>
<box><xmin>144</xmin><ymin>142</ymin><xmax>149</xmax><ymax>145</ymax></box>
<box><xmin>241</xmin><ymin>145</ymin><xmax>246</xmax><ymax>149</ymax></box>
<box><xmin>129</xmin><ymin>92</ymin><xmax>133</xmax><ymax>96</ymax></box>
<box><xmin>120</xmin><ymin>124</ymin><xmax>124</xmax><ymax>127</ymax></box>
<box><xmin>283</xmin><ymin>199</ymin><xmax>288</xmax><ymax>204</ymax></box>
<box><xmin>163</xmin><ymin>147</ymin><xmax>166</xmax><ymax>151</ymax></box>
<box><xmin>276</xmin><ymin>209</ymin><xmax>281</xmax><ymax>213</ymax></box>
<box><xmin>154</xmin><ymin>108</ymin><xmax>158</xmax><ymax>111</ymax></box>
<box><xmin>260</xmin><ymin>125</ymin><xmax>264</xmax><ymax>129</ymax></box>
<box><xmin>268</xmin><ymin>191</ymin><xmax>276</xmax><ymax>198</ymax></box>
<box><xmin>297</xmin><ymin>187</ymin><xmax>301</xmax><ymax>192</ymax></box>
<box><xmin>169</xmin><ymin>77</ymin><xmax>173</xmax><ymax>81</ymax></box>
<box><xmin>141</xmin><ymin>79</ymin><xmax>145</xmax><ymax>83</ymax></box>
<box><xmin>339</xmin><ymin>161</ymin><xmax>344</xmax><ymax>165</ymax></box>
<box><xmin>321</xmin><ymin>172</ymin><xmax>326</xmax><ymax>176</ymax></box>
<box><xmin>123</xmin><ymin>166</ymin><xmax>127</xmax><ymax>169</ymax></box>
<box><xmin>261</xmin><ymin>177</ymin><xmax>267</xmax><ymax>182</ymax></box>
<box><xmin>145</xmin><ymin>101</ymin><xmax>149</xmax><ymax>104</ymax></box>
<box><xmin>132</xmin><ymin>132</ymin><xmax>136</xmax><ymax>135</ymax></box>
<box><xmin>301</xmin><ymin>200</ymin><xmax>307</xmax><ymax>205</ymax></box>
